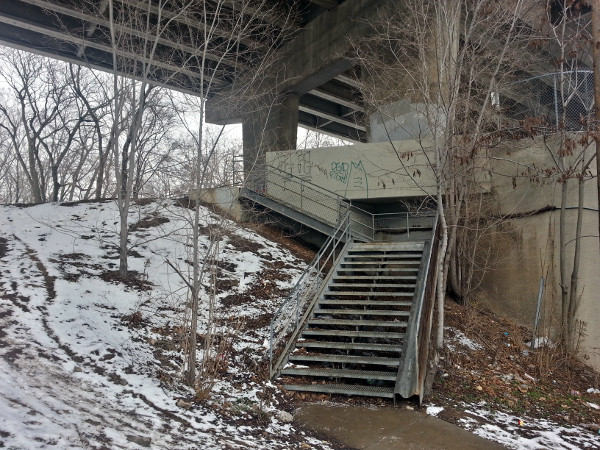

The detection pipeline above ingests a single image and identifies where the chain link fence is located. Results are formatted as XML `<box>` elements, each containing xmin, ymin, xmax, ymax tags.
<box><xmin>506</xmin><ymin>70</ymin><xmax>594</xmax><ymax>131</ymax></box>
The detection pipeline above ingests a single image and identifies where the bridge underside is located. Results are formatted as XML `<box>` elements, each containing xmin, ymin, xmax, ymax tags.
<box><xmin>0</xmin><ymin>1</ymin><xmax>587</xmax><ymax>156</ymax></box>
<box><xmin>0</xmin><ymin>0</ymin><xmax>371</xmax><ymax>143</ymax></box>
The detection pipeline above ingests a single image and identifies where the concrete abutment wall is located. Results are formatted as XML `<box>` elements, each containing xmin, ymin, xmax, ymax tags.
<box><xmin>264</xmin><ymin>135</ymin><xmax>600</xmax><ymax>370</ymax></box>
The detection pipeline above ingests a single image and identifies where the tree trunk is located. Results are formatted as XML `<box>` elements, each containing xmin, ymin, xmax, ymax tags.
<box><xmin>567</xmin><ymin>173</ymin><xmax>585</xmax><ymax>350</ymax></box>
<box><xmin>559</xmin><ymin>179</ymin><xmax>569</xmax><ymax>338</ymax></box>
<box><xmin>27</xmin><ymin>140</ymin><xmax>43</xmax><ymax>203</ymax></box>
<box><xmin>591</xmin><ymin>2</ymin><xmax>600</xmax><ymax>251</ymax></box>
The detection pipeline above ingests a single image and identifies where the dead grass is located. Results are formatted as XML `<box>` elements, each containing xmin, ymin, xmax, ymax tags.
<box><xmin>430</xmin><ymin>299</ymin><xmax>600</xmax><ymax>428</ymax></box>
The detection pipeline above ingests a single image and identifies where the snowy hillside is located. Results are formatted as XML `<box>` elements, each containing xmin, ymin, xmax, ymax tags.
<box><xmin>0</xmin><ymin>199</ymin><xmax>331</xmax><ymax>449</ymax></box>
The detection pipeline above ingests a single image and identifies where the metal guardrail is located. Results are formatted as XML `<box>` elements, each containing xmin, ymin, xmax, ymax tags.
<box><xmin>246</xmin><ymin>165</ymin><xmax>353</xmax><ymax>229</ymax></box>
<box><xmin>245</xmin><ymin>165</ymin><xmax>436</xmax><ymax>242</ymax></box>
<box><xmin>269</xmin><ymin>210</ymin><xmax>352</xmax><ymax>377</ymax></box>
<box><xmin>348</xmin><ymin>205</ymin><xmax>437</xmax><ymax>242</ymax></box>
<box><xmin>395</xmin><ymin>213</ymin><xmax>440</xmax><ymax>401</ymax></box>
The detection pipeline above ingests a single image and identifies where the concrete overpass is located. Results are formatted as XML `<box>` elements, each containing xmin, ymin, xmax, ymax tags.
<box><xmin>0</xmin><ymin>0</ymin><xmax>386</xmax><ymax>149</ymax></box>
<box><xmin>0</xmin><ymin>0</ymin><xmax>585</xmax><ymax>161</ymax></box>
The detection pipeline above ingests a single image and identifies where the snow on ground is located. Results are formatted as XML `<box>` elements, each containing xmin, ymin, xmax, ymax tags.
<box><xmin>426</xmin><ymin>402</ymin><xmax>600</xmax><ymax>449</ymax></box>
<box><xmin>459</xmin><ymin>403</ymin><xmax>599</xmax><ymax>449</ymax></box>
<box><xmin>444</xmin><ymin>327</ymin><xmax>483</xmax><ymax>352</ymax></box>
<box><xmin>0</xmin><ymin>199</ymin><xmax>332</xmax><ymax>449</ymax></box>
<box><xmin>2</xmin><ymin>199</ymin><xmax>599</xmax><ymax>449</ymax></box>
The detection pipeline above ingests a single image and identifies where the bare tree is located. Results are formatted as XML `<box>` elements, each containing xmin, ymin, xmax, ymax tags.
<box><xmin>0</xmin><ymin>50</ymin><xmax>64</xmax><ymax>203</ymax></box>
<box><xmin>354</xmin><ymin>0</ymin><xmax>537</xmax><ymax>348</ymax></box>
<box><xmin>158</xmin><ymin>0</ymin><xmax>298</xmax><ymax>387</ymax></box>
<box><xmin>539</xmin><ymin>0</ymin><xmax>596</xmax><ymax>349</ymax></box>
<box><xmin>0</xmin><ymin>49</ymin><xmax>108</xmax><ymax>203</ymax></box>
<box><xmin>99</xmin><ymin>0</ymin><xmax>198</xmax><ymax>276</ymax></box>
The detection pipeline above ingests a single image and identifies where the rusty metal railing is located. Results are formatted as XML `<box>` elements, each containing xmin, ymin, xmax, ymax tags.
<box><xmin>268</xmin><ymin>210</ymin><xmax>352</xmax><ymax>378</ymax></box>
<box><xmin>395</xmin><ymin>212</ymin><xmax>440</xmax><ymax>401</ymax></box>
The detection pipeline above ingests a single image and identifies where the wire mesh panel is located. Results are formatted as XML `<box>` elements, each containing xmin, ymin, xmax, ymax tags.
<box><xmin>246</xmin><ymin>165</ymin><xmax>345</xmax><ymax>227</ymax></box>
<box><xmin>506</xmin><ymin>70</ymin><xmax>594</xmax><ymax>131</ymax></box>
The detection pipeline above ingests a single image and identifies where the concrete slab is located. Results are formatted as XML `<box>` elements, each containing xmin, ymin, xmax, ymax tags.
<box><xmin>294</xmin><ymin>404</ymin><xmax>506</xmax><ymax>449</ymax></box>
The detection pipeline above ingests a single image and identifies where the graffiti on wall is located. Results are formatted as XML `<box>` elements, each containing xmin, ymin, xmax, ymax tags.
<box><xmin>329</xmin><ymin>160</ymin><xmax>369</xmax><ymax>197</ymax></box>
<box><xmin>273</xmin><ymin>150</ymin><xmax>312</xmax><ymax>178</ymax></box>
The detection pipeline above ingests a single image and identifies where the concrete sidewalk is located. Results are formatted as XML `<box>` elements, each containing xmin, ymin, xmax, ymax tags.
<box><xmin>294</xmin><ymin>404</ymin><xmax>505</xmax><ymax>449</ymax></box>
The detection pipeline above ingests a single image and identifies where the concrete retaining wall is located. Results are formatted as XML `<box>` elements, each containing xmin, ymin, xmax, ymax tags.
<box><xmin>266</xmin><ymin>140</ymin><xmax>437</xmax><ymax>200</ymax></box>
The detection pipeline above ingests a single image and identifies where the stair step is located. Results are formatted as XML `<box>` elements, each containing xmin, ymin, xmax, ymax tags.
<box><xmin>333</xmin><ymin>275</ymin><xmax>418</xmax><ymax>281</ymax></box>
<box><xmin>337</xmin><ymin>267</ymin><xmax>419</xmax><ymax>272</ymax></box>
<box><xmin>324</xmin><ymin>291</ymin><xmax>414</xmax><ymax>297</ymax></box>
<box><xmin>307</xmin><ymin>318</ymin><xmax>408</xmax><ymax>327</ymax></box>
<box><xmin>344</xmin><ymin>253</ymin><xmax>421</xmax><ymax>264</ymax></box>
<box><xmin>302</xmin><ymin>330</ymin><xmax>405</xmax><ymax>339</ymax></box>
<box><xmin>289</xmin><ymin>354</ymin><xmax>400</xmax><ymax>366</ymax></box>
<box><xmin>350</xmin><ymin>242</ymin><xmax>424</xmax><ymax>251</ymax></box>
<box><xmin>314</xmin><ymin>309</ymin><xmax>410</xmax><ymax>317</ymax></box>
<box><xmin>329</xmin><ymin>283</ymin><xmax>416</xmax><ymax>289</ymax></box>
<box><xmin>281</xmin><ymin>367</ymin><xmax>397</xmax><ymax>381</ymax></box>
<box><xmin>296</xmin><ymin>341</ymin><xmax>403</xmax><ymax>352</ymax></box>
<box><xmin>319</xmin><ymin>300</ymin><xmax>413</xmax><ymax>307</ymax></box>
<box><xmin>283</xmin><ymin>383</ymin><xmax>395</xmax><ymax>398</ymax></box>
<box><xmin>340</xmin><ymin>261</ymin><xmax>421</xmax><ymax>266</ymax></box>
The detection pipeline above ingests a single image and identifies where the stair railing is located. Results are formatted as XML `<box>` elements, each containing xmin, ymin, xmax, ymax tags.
<box><xmin>245</xmin><ymin>165</ymin><xmax>353</xmax><ymax>229</ymax></box>
<box><xmin>268</xmin><ymin>209</ymin><xmax>352</xmax><ymax>377</ymax></box>
<box><xmin>347</xmin><ymin>205</ymin><xmax>437</xmax><ymax>241</ymax></box>
<box><xmin>245</xmin><ymin>165</ymin><xmax>439</xmax><ymax>242</ymax></box>
<box><xmin>395</xmin><ymin>212</ymin><xmax>440</xmax><ymax>401</ymax></box>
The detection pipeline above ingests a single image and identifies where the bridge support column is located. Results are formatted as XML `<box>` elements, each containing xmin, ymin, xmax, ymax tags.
<box><xmin>242</xmin><ymin>93</ymin><xmax>299</xmax><ymax>174</ymax></box>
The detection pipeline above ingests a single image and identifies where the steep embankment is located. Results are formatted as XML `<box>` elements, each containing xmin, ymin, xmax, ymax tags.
<box><xmin>0</xmin><ymin>199</ymin><xmax>332</xmax><ymax>449</ymax></box>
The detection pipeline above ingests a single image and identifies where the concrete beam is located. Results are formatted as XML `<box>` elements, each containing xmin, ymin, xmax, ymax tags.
<box><xmin>277</xmin><ymin>0</ymin><xmax>388</xmax><ymax>93</ymax></box>
<box><xmin>205</xmin><ymin>0</ymin><xmax>387</xmax><ymax>126</ymax></box>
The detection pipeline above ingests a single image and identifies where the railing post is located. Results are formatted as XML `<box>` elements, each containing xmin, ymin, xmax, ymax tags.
<box><xmin>407</xmin><ymin>212</ymin><xmax>410</xmax><ymax>239</ymax></box>
<box><xmin>372</xmin><ymin>214</ymin><xmax>375</xmax><ymax>241</ymax></box>
<box><xmin>295</xmin><ymin>291</ymin><xmax>299</xmax><ymax>327</ymax></box>
<box><xmin>300</xmin><ymin>178</ymin><xmax>304</xmax><ymax>212</ymax></box>
<box><xmin>269</xmin><ymin>321</ymin><xmax>274</xmax><ymax>376</ymax></box>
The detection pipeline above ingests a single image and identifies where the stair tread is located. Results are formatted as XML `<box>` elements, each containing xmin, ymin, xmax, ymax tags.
<box><xmin>329</xmin><ymin>283</ymin><xmax>417</xmax><ymax>288</ymax></box>
<box><xmin>308</xmin><ymin>318</ymin><xmax>408</xmax><ymax>327</ymax></box>
<box><xmin>289</xmin><ymin>354</ymin><xmax>400</xmax><ymax>366</ymax></box>
<box><xmin>342</xmin><ymin>259</ymin><xmax>422</xmax><ymax>264</ymax></box>
<box><xmin>325</xmin><ymin>292</ymin><xmax>414</xmax><ymax>297</ymax></box>
<box><xmin>346</xmin><ymin>254</ymin><xmax>422</xmax><ymax>258</ymax></box>
<box><xmin>350</xmin><ymin>242</ymin><xmax>425</xmax><ymax>251</ymax></box>
<box><xmin>333</xmin><ymin>275</ymin><xmax>418</xmax><ymax>280</ymax></box>
<box><xmin>302</xmin><ymin>330</ymin><xmax>405</xmax><ymax>339</ymax></box>
<box><xmin>319</xmin><ymin>300</ymin><xmax>413</xmax><ymax>306</ymax></box>
<box><xmin>337</xmin><ymin>267</ymin><xmax>418</xmax><ymax>272</ymax></box>
<box><xmin>296</xmin><ymin>340</ymin><xmax>403</xmax><ymax>351</ymax></box>
<box><xmin>281</xmin><ymin>367</ymin><xmax>397</xmax><ymax>381</ymax></box>
<box><xmin>283</xmin><ymin>383</ymin><xmax>395</xmax><ymax>398</ymax></box>
<box><xmin>314</xmin><ymin>309</ymin><xmax>410</xmax><ymax>316</ymax></box>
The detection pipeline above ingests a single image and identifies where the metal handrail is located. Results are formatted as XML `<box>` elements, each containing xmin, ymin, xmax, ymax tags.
<box><xmin>246</xmin><ymin>164</ymin><xmax>355</xmax><ymax>230</ymax></box>
<box><xmin>268</xmin><ymin>209</ymin><xmax>352</xmax><ymax>377</ymax></box>
<box><xmin>246</xmin><ymin>164</ymin><xmax>436</xmax><ymax>242</ymax></box>
<box><xmin>395</xmin><ymin>212</ymin><xmax>440</xmax><ymax>401</ymax></box>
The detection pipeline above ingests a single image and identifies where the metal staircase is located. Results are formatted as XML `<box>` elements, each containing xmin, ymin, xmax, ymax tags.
<box><xmin>246</xmin><ymin>165</ymin><xmax>440</xmax><ymax>401</ymax></box>
<box><xmin>280</xmin><ymin>241</ymin><xmax>424</xmax><ymax>398</ymax></box>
